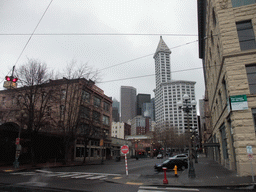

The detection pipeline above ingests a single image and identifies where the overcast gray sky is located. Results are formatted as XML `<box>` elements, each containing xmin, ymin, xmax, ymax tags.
<box><xmin>0</xmin><ymin>0</ymin><xmax>204</xmax><ymax>110</ymax></box>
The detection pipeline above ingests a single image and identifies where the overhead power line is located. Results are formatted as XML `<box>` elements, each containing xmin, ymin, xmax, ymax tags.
<box><xmin>98</xmin><ymin>66</ymin><xmax>203</xmax><ymax>84</ymax></box>
<box><xmin>99</xmin><ymin>39</ymin><xmax>199</xmax><ymax>71</ymax></box>
<box><xmin>13</xmin><ymin>0</ymin><xmax>54</xmax><ymax>68</ymax></box>
<box><xmin>0</xmin><ymin>33</ymin><xmax>198</xmax><ymax>37</ymax></box>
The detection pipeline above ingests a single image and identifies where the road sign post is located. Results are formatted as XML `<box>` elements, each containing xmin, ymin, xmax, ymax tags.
<box><xmin>121</xmin><ymin>145</ymin><xmax>129</xmax><ymax>175</ymax></box>
<box><xmin>246</xmin><ymin>146</ymin><xmax>255</xmax><ymax>183</ymax></box>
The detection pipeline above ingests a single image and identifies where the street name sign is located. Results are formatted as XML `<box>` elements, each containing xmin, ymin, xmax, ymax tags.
<box><xmin>230</xmin><ymin>95</ymin><xmax>248</xmax><ymax>111</ymax></box>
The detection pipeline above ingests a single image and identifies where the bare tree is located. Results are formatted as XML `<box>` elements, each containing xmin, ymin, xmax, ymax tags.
<box><xmin>14</xmin><ymin>58</ymin><xmax>55</xmax><ymax>165</ymax></box>
<box><xmin>51</xmin><ymin>60</ymin><xmax>100</xmax><ymax>164</ymax></box>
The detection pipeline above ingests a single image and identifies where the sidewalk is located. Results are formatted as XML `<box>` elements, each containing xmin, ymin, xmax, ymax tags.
<box><xmin>106</xmin><ymin>156</ymin><xmax>256</xmax><ymax>189</ymax></box>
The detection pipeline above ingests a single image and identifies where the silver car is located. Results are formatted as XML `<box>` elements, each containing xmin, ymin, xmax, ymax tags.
<box><xmin>169</xmin><ymin>154</ymin><xmax>188</xmax><ymax>161</ymax></box>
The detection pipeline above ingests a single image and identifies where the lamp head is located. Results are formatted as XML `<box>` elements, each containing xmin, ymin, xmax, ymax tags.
<box><xmin>191</xmin><ymin>100</ymin><xmax>197</xmax><ymax>106</ymax></box>
<box><xmin>177</xmin><ymin>101</ymin><xmax>182</xmax><ymax>108</ymax></box>
<box><xmin>183</xmin><ymin>94</ymin><xmax>189</xmax><ymax>101</ymax></box>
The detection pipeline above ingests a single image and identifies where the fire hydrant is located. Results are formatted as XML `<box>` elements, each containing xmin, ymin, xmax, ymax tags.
<box><xmin>162</xmin><ymin>167</ymin><xmax>168</xmax><ymax>184</ymax></box>
<box><xmin>173</xmin><ymin>165</ymin><xmax>178</xmax><ymax>177</ymax></box>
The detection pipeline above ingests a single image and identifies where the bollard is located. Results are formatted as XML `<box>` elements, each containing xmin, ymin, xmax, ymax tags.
<box><xmin>162</xmin><ymin>167</ymin><xmax>168</xmax><ymax>184</ymax></box>
<box><xmin>173</xmin><ymin>165</ymin><xmax>178</xmax><ymax>177</ymax></box>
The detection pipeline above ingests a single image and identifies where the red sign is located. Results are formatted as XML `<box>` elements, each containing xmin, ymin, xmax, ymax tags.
<box><xmin>248</xmin><ymin>153</ymin><xmax>253</xmax><ymax>160</ymax></box>
<box><xmin>121</xmin><ymin>145</ymin><xmax>129</xmax><ymax>154</ymax></box>
<box><xmin>15</xmin><ymin>138</ymin><xmax>20</xmax><ymax>145</ymax></box>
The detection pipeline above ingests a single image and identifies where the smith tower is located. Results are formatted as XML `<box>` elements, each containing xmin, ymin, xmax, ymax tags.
<box><xmin>154</xmin><ymin>36</ymin><xmax>197</xmax><ymax>134</ymax></box>
<box><xmin>154</xmin><ymin>36</ymin><xmax>172</xmax><ymax>126</ymax></box>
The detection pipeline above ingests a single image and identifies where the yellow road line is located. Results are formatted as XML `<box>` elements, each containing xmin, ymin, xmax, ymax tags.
<box><xmin>126</xmin><ymin>182</ymin><xmax>143</xmax><ymax>185</ymax></box>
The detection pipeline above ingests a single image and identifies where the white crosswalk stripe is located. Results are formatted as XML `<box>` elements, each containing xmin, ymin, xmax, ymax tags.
<box><xmin>138</xmin><ymin>186</ymin><xmax>200</xmax><ymax>192</ymax></box>
<box><xmin>11</xmin><ymin>170</ymin><xmax>120</xmax><ymax>181</ymax></box>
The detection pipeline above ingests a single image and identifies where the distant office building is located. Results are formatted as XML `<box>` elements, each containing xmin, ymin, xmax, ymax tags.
<box><xmin>137</xmin><ymin>94</ymin><xmax>151</xmax><ymax>116</ymax></box>
<box><xmin>111</xmin><ymin>122</ymin><xmax>131</xmax><ymax>139</ymax></box>
<box><xmin>112</xmin><ymin>98</ymin><xmax>120</xmax><ymax>113</ymax></box>
<box><xmin>151</xmin><ymin>98</ymin><xmax>156</xmax><ymax>121</ymax></box>
<box><xmin>131</xmin><ymin>116</ymin><xmax>151</xmax><ymax>135</ymax></box>
<box><xmin>112</xmin><ymin>107</ymin><xmax>119</xmax><ymax>122</ymax></box>
<box><xmin>121</xmin><ymin>86</ymin><xmax>136</xmax><ymax>123</ymax></box>
<box><xmin>154</xmin><ymin>36</ymin><xmax>197</xmax><ymax>134</ymax></box>
<box><xmin>142</xmin><ymin>102</ymin><xmax>154</xmax><ymax>120</ymax></box>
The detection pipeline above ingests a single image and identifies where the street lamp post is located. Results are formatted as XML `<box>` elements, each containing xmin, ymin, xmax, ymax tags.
<box><xmin>101</xmin><ymin>129</ymin><xmax>108</xmax><ymax>165</ymax></box>
<box><xmin>177</xmin><ymin>94</ymin><xmax>196</xmax><ymax>178</ymax></box>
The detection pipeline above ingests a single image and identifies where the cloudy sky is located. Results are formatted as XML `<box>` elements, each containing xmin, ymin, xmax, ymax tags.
<box><xmin>0</xmin><ymin>0</ymin><xmax>204</xmax><ymax>110</ymax></box>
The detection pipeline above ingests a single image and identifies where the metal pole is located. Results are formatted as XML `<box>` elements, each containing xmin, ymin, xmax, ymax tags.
<box><xmin>186</xmin><ymin>104</ymin><xmax>196</xmax><ymax>178</ymax></box>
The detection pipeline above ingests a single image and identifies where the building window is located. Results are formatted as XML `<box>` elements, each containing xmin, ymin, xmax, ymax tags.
<box><xmin>220</xmin><ymin>124</ymin><xmax>229</xmax><ymax>159</ymax></box>
<box><xmin>103</xmin><ymin>115</ymin><xmax>109</xmax><ymax>125</ymax></box>
<box><xmin>246</xmin><ymin>65</ymin><xmax>256</xmax><ymax>94</ymax></box>
<box><xmin>232</xmin><ymin>0</ymin><xmax>256</xmax><ymax>7</ymax></box>
<box><xmin>236</xmin><ymin>20</ymin><xmax>256</xmax><ymax>51</ymax></box>
<box><xmin>82</xmin><ymin>90</ymin><xmax>90</xmax><ymax>102</ymax></box>
<box><xmin>80</xmin><ymin>106</ymin><xmax>90</xmax><ymax>119</ymax></box>
<box><xmin>61</xmin><ymin>89</ymin><xmax>66</xmax><ymax>100</ymax></box>
<box><xmin>94</xmin><ymin>97</ymin><xmax>101</xmax><ymax>108</ymax></box>
<box><xmin>60</xmin><ymin>105</ymin><xmax>65</xmax><ymax>116</ymax></box>
<box><xmin>252</xmin><ymin>108</ymin><xmax>256</xmax><ymax>132</ymax></box>
<box><xmin>103</xmin><ymin>102</ymin><xmax>110</xmax><ymax>112</ymax></box>
<box><xmin>93</xmin><ymin>111</ymin><xmax>100</xmax><ymax>122</ymax></box>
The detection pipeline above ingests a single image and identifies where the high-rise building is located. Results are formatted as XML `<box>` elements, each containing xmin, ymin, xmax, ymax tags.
<box><xmin>120</xmin><ymin>86</ymin><xmax>136</xmax><ymax>123</ymax></box>
<box><xmin>130</xmin><ymin>116</ymin><xmax>151</xmax><ymax>135</ymax></box>
<box><xmin>112</xmin><ymin>98</ymin><xmax>120</xmax><ymax>122</ymax></box>
<box><xmin>198</xmin><ymin>0</ymin><xmax>256</xmax><ymax>176</ymax></box>
<box><xmin>154</xmin><ymin>37</ymin><xmax>197</xmax><ymax>134</ymax></box>
<box><xmin>137</xmin><ymin>94</ymin><xmax>151</xmax><ymax>115</ymax></box>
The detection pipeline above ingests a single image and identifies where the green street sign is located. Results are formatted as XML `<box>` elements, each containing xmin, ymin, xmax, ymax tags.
<box><xmin>230</xmin><ymin>95</ymin><xmax>248</xmax><ymax>111</ymax></box>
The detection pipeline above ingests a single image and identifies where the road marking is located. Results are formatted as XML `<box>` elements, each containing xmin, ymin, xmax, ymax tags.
<box><xmin>86</xmin><ymin>175</ymin><xmax>106</xmax><ymax>180</ymax></box>
<box><xmin>10</xmin><ymin>170</ymin><xmax>120</xmax><ymax>181</ymax></box>
<box><xmin>11</xmin><ymin>172</ymin><xmax>35</xmax><ymax>176</ymax></box>
<box><xmin>139</xmin><ymin>186</ymin><xmax>200</xmax><ymax>191</ymax></box>
<box><xmin>59</xmin><ymin>173</ymin><xmax>83</xmax><ymax>177</ymax></box>
<box><xmin>72</xmin><ymin>174</ymin><xmax>93</xmax><ymax>178</ymax></box>
<box><xmin>126</xmin><ymin>182</ymin><xmax>144</xmax><ymax>185</ymax></box>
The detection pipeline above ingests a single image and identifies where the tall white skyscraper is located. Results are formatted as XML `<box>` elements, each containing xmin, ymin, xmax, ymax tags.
<box><xmin>154</xmin><ymin>37</ymin><xmax>198</xmax><ymax>134</ymax></box>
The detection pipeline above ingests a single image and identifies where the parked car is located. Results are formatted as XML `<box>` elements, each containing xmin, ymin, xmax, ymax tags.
<box><xmin>157</xmin><ymin>154</ymin><xmax>163</xmax><ymax>159</ymax></box>
<box><xmin>169</xmin><ymin>154</ymin><xmax>188</xmax><ymax>161</ymax></box>
<box><xmin>154</xmin><ymin>159</ymin><xmax>188</xmax><ymax>172</ymax></box>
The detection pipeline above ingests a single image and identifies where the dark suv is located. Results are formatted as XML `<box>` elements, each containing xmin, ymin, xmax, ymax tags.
<box><xmin>154</xmin><ymin>159</ymin><xmax>188</xmax><ymax>172</ymax></box>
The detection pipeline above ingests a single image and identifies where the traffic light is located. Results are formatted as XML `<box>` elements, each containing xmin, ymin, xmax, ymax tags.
<box><xmin>5</xmin><ymin>76</ymin><xmax>18</xmax><ymax>82</ymax></box>
<box><xmin>12</xmin><ymin>77</ymin><xmax>18</xmax><ymax>82</ymax></box>
<box><xmin>4</xmin><ymin>76</ymin><xmax>18</xmax><ymax>89</ymax></box>
<box><xmin>5</xmin><ymin>76</ymin><xmax>11</xmax><ymax>81</ymax></box>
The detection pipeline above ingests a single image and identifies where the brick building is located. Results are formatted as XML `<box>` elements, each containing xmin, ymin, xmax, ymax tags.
<box><xmin>198</xmin><ymin>0</ymin><xmax>256</xmax><ymax>176</ymax></box>
<box><xmin>0</xmin><ymin>78</ymin><xmax>112</xmax><ymax>164</ymax></box>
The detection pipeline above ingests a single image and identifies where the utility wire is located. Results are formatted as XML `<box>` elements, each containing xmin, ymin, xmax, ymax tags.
<box><xmin>99</xmin><ymin>39</ymin><xmax>199</xmax><ymax>71</ymax></box>
<box><xmin>13</xmin><ymin>0</ymin><xmax>54</xmax><ymax>68</ymax></box>
<box><xmin>98</xmin><ymin>66</ymin><xmax>203</xmax><ymax>84</ymax></box>
<box><xmin>1</xmin><ymin>33</ymin><xmax>198</xmax><ymax>37</ymax></box>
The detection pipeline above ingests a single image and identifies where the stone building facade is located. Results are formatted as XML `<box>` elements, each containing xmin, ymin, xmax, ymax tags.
<box><xmin>198</xmin><ymin>0</ymin><xmax>256</xmax><ymax>176</ymax></box>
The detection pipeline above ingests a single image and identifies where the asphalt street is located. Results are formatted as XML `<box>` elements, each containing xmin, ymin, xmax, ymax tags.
<box><xmin>0</xmin><ymin>158</ymin><xmax>255</xmax><ymax>191</ymax></box>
